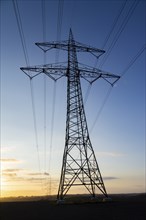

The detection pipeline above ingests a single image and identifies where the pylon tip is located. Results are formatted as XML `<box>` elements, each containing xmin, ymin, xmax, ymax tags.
<box><xmin>69</xmin><ymin>28</ymin><xmax>73</xmax><ymax>40</ymax></box>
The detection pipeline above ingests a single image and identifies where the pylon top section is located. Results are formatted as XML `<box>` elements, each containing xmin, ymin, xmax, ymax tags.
<box><xmin>69</xmin><ymin>28</ymin><xmax>73</xmax><ymax>41</ymax></box>
<box><xmin>35</xmin><ymin>29</ymin><xmax>105</xmax><ymax>58</ymax></box>
<box><xmin>20</xmin><ymin>30</ymin><xmax>120</xmax><ymax>85</ymax></box>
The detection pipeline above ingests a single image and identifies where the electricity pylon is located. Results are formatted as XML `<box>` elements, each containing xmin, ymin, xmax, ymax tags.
<box><xmin>21</xmin><ymin>29</ymin><xmax>120</xmax><ymax>201</ymax></box>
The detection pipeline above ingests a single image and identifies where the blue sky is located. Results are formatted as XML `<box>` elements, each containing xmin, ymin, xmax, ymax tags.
<box><xmin>1</xmin><ymin>0</ymin><xmax>145</xmax><ymax>197</ymax></box>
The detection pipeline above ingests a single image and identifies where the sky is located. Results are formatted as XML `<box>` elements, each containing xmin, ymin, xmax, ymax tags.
<box><xmin>0</xmin><ymin>0</ymin><xmax>145</xmax><ymax>198</ymax></box>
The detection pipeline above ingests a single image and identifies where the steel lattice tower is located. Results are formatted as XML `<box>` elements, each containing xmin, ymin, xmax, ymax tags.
<box><xmin>21</xmin><ymin>29</ymin><xmax>120</xmax><ymax>201</ymax></box>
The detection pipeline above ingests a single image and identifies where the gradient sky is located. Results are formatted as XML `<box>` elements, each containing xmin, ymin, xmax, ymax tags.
<box><xmin>1</xmin><ymin>0</ymin><xmax>145</xmax><ymax>198</ymax></box>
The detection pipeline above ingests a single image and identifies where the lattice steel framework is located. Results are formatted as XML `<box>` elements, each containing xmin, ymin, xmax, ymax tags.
<box><xmin>21</xmin><ymin>29</ymin><xmax>120</xmax><ymax>201</ymax></box>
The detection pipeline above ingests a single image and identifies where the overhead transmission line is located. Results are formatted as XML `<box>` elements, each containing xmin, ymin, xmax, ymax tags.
<box><xmin>56</xmin><ymin>0</ymin><xmax>64</xmax><ymax>42</ymax></box>
<box><xmin>88</xmin><ymin>0</ymin><xmax>140</xmax><ymax>130</ymax></box>
<box><xmin>90</xmin><ymin>45</ymin><xmax>146</xmax><ymax>133</ymax></box>
<box><xmin>121</xmin><ymin>44</ymin><xmax>146</xmax><ymax>77</ymax></box>
<box><xmin>46</xmin><ymin>0</ymin><xmax>64</xmax><ymax>196</ymax></box>
<box><xmin>12</xmin><ymin>0</ymin><xmax>42</xmax><ymax>188</ymax></box>
<box><xmin>98</xmin><ymin>0</ymin><xmax>139</xmax><ymax>69</ymax></box>
<box><xmin>42</xmin><ymin>0</ymin><xmax>47</xmax><ymax>171</ymax></box>
<box><xmin>84</xmin><ymin>83</ymin><xmax>92</xmax><ymax>105</ymax></box>
<box><xmin>41</xmin><ymin>0</ymin><xmax>48</xmax><ymax>194</ymax></box>
<box><xmin>48</xmin><ymin>82</ymin><xmax>56</xmax><ymax>195</ymax></box>
<box><xmin>94</xmin><ymin>0</ymin><xmax>127</xmax><ymax>69</ymax></box>
<box><xmin>55</xmin><ymin>0</ymin><xmax>64</xmax><ymax>62</ymax></box>
<box><xmin>42</xmin><ymin>0</ymin><xmax>46</xmax><ymax>43</ymax></box>
<box><xmin>70</xmin><ymin>0</ymin><xmax>76</xmax><ymax>28</ymax></box>
<box><xmin>90</xmin><ymin>86</ymin><xmax>113</xmax><ymax>134</ymax></box>
<box><xmin>85</xmin><ymin>0</ymin><xmax>127</xmax><ymax>106</ymax></box>
<box><xmin>102</xmin><ymin>0</ymin><xmax>127</xmax><ymax>50</ymax></box>
<box><xmin>12</xmin><ymin>0</ymin><xmax>29</xmax><ymax>66</ymax></box>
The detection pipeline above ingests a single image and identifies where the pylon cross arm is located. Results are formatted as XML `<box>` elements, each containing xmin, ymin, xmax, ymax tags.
<box><xmin>74</xmin><ymin>41</ymin><xmax>105</xmax><ymax>58</ymax></box>
<box><xmin>35</xmin><ymin>41</ymin><xmax>68</xmax><ymax>52</ymax></box>
<box><xmin>79</xmin><ymin>67</ymin><xmax>120</xmax><ymax>85</ymax></box>
<box><xmin>36</xmin><ymin>40</ymin><xmax>105</xmax><ymax>58</ymax></box>
<box><xmin>20</xmin><ymin>64</ymin><xmax>120</xmax><ymax>85</ymax></box>
<box><xmin>20</xmin><ymin>63</ymin><xmax>67</xmax><ymax>80</ymax></box>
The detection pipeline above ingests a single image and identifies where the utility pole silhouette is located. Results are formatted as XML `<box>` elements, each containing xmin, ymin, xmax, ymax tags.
<box><xmin>21</xmin><ymin>29</ymin><xmax>120</xmax><ymax>201</ymax></box>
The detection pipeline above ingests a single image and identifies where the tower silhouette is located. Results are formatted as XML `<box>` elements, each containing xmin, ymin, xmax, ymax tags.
<box><xmin>21</xmin><ymin>29</ymin><xmax>120</xmax><ymax>201</ymax></box>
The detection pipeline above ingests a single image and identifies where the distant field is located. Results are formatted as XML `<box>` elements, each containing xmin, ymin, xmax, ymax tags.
<box><xmin>0</xmin><ymin>194</ymin><xmax>146</xmax><ymax>220</ymax></box>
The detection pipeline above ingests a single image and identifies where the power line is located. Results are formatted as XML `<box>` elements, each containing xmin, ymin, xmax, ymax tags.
<box><xmin>99</xmin><ymin>0</ymin><xmax>139</xmax><ymax>69</ymax></box>
<box><xmin>90</xmin><ymin>44</ymin><xmax>146</xmax><ymax>133</ymax></box>
<box><xmin>43</xmin><ymin>64</ymin><xmax>47</xmax><ymax>177</ymax></box>
<box><xmin>121</xmin><ymin>44</ymin><xmax>146</xmax><ymax>77</ymax></box>
<box><xmin>101</xmin><ymin>0</ymin><xmax>127</xmax><ymax>50</ymax></box>
<box><xmin>41</xmin><ymin>0</ymin><xmax>53</xmax><ymax>195</ymax></box>
<box><xmin>42</xmin><ymin>0</ymin><xmax>46</xmax><ymax>42</ymax></box>
<box><xmin>90</xmin><ymin>86</ymin><xmax>113</xmax><ymax>134</ymax></box>
<box><xmin>13</xmin><ymin>0</ymin><xmax>42</xmax><ymax>188</ymax></box>
<box><xmin>91</xmin><ymin>1</ymin><xmax>127</xmax><ymax>106</ymax></box>
<box><xmin>56</xmin><ymin>0</ymin><xmax>64</xmax><ymax>42</ymax></box>
<box><xmin>48</xmin><ymin>81</ymin><xmax>57</xmax><ymax>195</ymax></box>
<box><xmin>55</xmin><ymin>0</ymin><xmax>64</xmax><ymax>62</ymax></box>
<box><xmin>42</xmin><ymin>0</ymin><xmax>47</xmax><ymax>180</ymax></box>
<box><xmin>43</xmin><ymin>0</ymin><xmax>65</xmax><ymax>195</ymax></box>
<box><xmin>70</xmin><ymin>1</ymin><xmax>76</xmax><ymax>28</ymax></box>
<box><xmin>29</xmin><ymin>80</ymin><xmax>42</xmax><ymax>179</ymax></box>
<box><xmin>12</xmin><ymin>0</ymin><xmax>29</xmax><ymax>66</ymax></box>
<box><xmin>46</xmin><ymin>0</ymin><xmax>64</xmax><ymax>195</ymax></box>
<box><xmin>84</xmin><ymin>83</ymin><xmax>92</xmax><ymax>105</ymax></box>
<box><xmin>89</xmin><ymin>0</ymin><xmax>142</xmax><ymax>133</ymax></box>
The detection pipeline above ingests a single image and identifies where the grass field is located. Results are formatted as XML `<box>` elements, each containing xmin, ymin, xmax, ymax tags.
<box><xmin>0</xmin><ymin>193</ymin><xmax>145</xmax><ymax>220</ymax></box>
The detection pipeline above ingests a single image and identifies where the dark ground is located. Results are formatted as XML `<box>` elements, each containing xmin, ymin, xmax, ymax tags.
<box><xmin>0</xmin><ymin>194</ymin><xmax>146</xmax><ymax>220</ymax></box>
